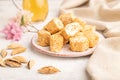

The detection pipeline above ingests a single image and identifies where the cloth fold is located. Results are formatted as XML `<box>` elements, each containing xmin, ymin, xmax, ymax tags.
<box><xmin>87</xmin><ymin>37</ymin><xmax>120</xmax><ymax>80</ymax></box>
<box><xmin>60</xmin><ymin>0</ymin><xmax>120</xmax><ymax>80</ymax></box>
<box><xmin>60</xmin><ymin>0</ymin><xmax>120</xmax><ymax>37</ymax></box>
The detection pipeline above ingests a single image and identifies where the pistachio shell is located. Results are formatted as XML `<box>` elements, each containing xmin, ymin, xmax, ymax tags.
<box><xmin>12</xmin><ymin>56</ymin><xmax>27</xmax><ymax>63</ymax></box>
<box><xmin>5</xmin><ymin>59</ymin><xmax>21</xmax><ymax>68</ymax></box>
<box><xmin>38</xmin><ymin>66</ymin><xmax>60</xmax><ymax>74</ymax></box>
<box><xmin>1</xmin><ymin>49</ymin><xmax>7</xmax><ymax>58</ymax></box>
<box><xmin>11</xmin><ymin>47</ymin><xmax>26</xmax><ymax>55</ymax></box>
<box><xmin>0</xmin><ymin>58</ymin><xmax>6</xmax><ymax>67</ymax></box>
<box><xmin>27</xmin><ymin>60</ymin><xmax>35</xmax><ymax>69</ymax></box>
<box><xmin>7</xmin><ymin>43</ymin><xmax>23</xmax><ymax>49</ymax></box>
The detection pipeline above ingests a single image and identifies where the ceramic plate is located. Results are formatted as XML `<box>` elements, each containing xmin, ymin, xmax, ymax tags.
<box><xmin>31</xmin><ymin>32</ymin><xmax>104</xmax><ymax>57</ymax></box>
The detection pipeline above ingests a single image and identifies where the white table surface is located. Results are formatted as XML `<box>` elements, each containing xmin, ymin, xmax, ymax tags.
<box><xmin>0</xmin><ymin>0</ymin><xmax>90</xmax><ymax>80</ymax></box>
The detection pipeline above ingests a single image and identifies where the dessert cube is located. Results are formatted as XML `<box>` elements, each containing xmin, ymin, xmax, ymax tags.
<box><xmin>84</xmin><ymin>32</ymin><xmax>99</xmax><ymax>48</ymax></box>
<box><xmin>61</xmin><ymin>22</ymin><xmax>82</xmax><ymax>40</ymax></box>
<box><xmin>70</xmin><ymin>35</ymin><xmax>89</xmax><ymax>52</ymax></box>
<box><xmin>37</xmin><ymin>29</ymin><xmax>51</xmax><ymax>46</ymax></box>
<box><xmin>59</xmin><ymin>13</ymin><xmax>74</xmax><ymax>26</ymax></box>
<box><xmin>50</xmin><ymin>33</ymin><xmax>64</xmax><ymax>52</ymax></box>
<box><xmin>73</xmin><ymin>18</ymin><xmax>86</xmax><ymax>27</ymax></box>
<box><xmin>83</xmin><ymin>25</ymin><xmax>96</xmax><ymax>33</ymax></box>
<box><xmin>44</xmin><ymin>18</ymin><xmax>64</xmax><ymax>34</ymax></box>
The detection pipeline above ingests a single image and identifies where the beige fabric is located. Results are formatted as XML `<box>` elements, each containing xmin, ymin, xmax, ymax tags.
<box><xmin>60</xmin><ymin>0</ymin><xmax>120</xmax><ymax>37</ymax></box>
<box><xmin>60</xmin><ymin>0</ymin><xmax>120</xmax><ymax>80</ymax></box>
<box><xmin>87</xmin><ymin>37</ymin><xmax>120</xmax><ymax>80</ymax></box>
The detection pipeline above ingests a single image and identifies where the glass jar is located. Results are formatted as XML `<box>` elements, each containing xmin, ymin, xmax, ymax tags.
<box><xmin>12</xmin><ymin>0</ymin><xmax>49</xmax><ymax>22</ymax></box>
<box><xmin>23</xmin><ymin>0</ymin><xmax>49</xmax><ymax>22</ymax></box>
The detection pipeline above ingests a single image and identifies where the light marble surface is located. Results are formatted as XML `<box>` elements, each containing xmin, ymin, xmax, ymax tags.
<box><xmin>0</xmin><ymin>0</ymin><xmax>90</xmax><ymax>80</ymax></box>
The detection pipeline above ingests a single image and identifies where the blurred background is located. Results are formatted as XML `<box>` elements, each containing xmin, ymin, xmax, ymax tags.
<box><xmin>0</xmin><ymin>0</ymin><xmax>63</xmax><ymax>29</ymax></box>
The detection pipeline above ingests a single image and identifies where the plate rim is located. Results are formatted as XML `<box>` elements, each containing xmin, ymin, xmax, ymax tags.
<box><xmin>31</xmin><ymin>32</ymin><xmax>104</xmax><ymax>57</ymax></box>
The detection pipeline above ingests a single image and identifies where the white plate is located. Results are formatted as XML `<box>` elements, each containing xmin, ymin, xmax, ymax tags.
<box><xmin>31</xmin><ymin>32</ymin><xmax>104</xmax><ymax>57</ymax></box>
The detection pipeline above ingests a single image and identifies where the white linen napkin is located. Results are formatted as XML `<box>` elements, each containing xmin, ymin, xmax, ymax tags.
<box><xmin>60</xmin><ymin>0</ymin><xmax>120</xmax><ymax>79</ymax></box>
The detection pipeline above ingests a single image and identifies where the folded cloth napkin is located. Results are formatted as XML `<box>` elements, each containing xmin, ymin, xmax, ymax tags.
<box><xmin>60</xmin><ymin>0</ymin><xmax>120</xmax><ymax>80</ymax></box>
<box><xmin>60</xmin><ymin>0</ymin><xmax>120</xmax><ymax>37</ymax></box>
<box><xmin>87</xmin><ymin>37</ymin><xmax>120</xmax><ymax>80</ymax></box>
